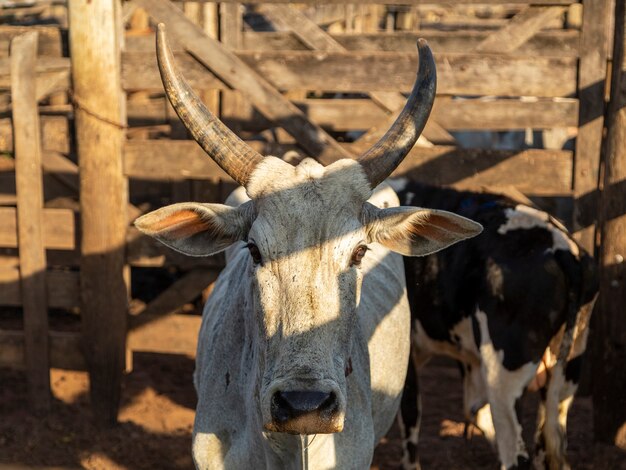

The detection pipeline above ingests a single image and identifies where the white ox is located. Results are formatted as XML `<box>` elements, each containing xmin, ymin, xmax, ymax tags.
<box><xmin>135</xmin><ymin>25</ymin><xmax>482</xmax><ymax>469</ymax></box>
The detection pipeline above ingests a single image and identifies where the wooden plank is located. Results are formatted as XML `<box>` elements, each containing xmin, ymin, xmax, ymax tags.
<box><xmin>122</xmin><ymin>50</ymin><xmax>577</xmax><ymax>97</ymax></box>
<box><xmin>141</xmin><ymin>29</ymin><xmax>578</xmax><ymax>57</ymax></box>
<box><xmin>0</xmin><ymin>116</ymin><xmax>70</xmax><ymax>154</ymax></box>
<box><xmin>0</xmin><ymin>25</ymin><xmax>63</xmax><ymax>58</ymax></box>
<box><xmin>124</xmin><ymin>139</ymin><xmax>573</xmax><ymax>195</ymax></box>
<box><xmin>136</xmin><ymin>0</ymin><xmax>352</xmax><ymax>165</ymax></box>
<box><xmin>237</xmin><ymin>51</ymin><xmax>577</xmax><ymax>97</ymax></box>
<box><xmin>11</xmin><ymin>31</ymin><xmax>51</xmax><ymax>411</ymax></box>
<box><xmin>130</xmin><ymin>268</ymin><xmax>218</xmax><ymax>329</ymax></box>
<box><xmin>124</xmin><ymin>96</ymin><xmax>579</xmax><ymax>131</ymax></box>
<box><xmin>391</xmin><ymin>147</ymin><xmax>573</xmax><ymax>196</ymax></box>
<box><xmin>594</xmin><ymin>0</ymin><xmax>626</xmax><ymax>444</ymax></box>
<box><xmin>0</xmin><ymin>56</ymin><xmax>69</xmax><ymax>90</ymax></box>
<box><xmin>431</xmin><ymin>98</ymin><xmax>579</xmax><ymax>130</ymax></box>
<box><xmin>573</xmin><ymin>0</ymin><xmax>612</xmax><ymax>251</ymax></box>
<box><xmin>0</xmin><ymin>330</ymin><xmax>85</xmax><ymax>371</ymax></box>
<box><xmin>68</xmin><ymin>0</ymin><xmax>128</xmax><ymax>426</ymax></box>
<box><xmin>127</xmin><ymin>313</ymin><xmax>201</xmax><ymax>356</ymax></box>
<box><xmin>175</xmin><ymin>0</ymin><xmax>577</xmax><ymax>5</ymax></box>
<box><xmin>475</xmin><ymin>6</ymin><xmax>567</xmax><ymax>53</ymax></box>
<box><xmin>258</xmin><ymin>4</ymin><xmax>452</xmax><ymax>145</ymax></box>
<box><xmin>0</xmin><ymin>267</ymin><xmax>79</xmax><ymax>309</ymax></box>
<box><xmin>0</xmin><ymin>207</ymin><xmax>75</xmax><ymax>250</ymax></box>
<box><xmin>219</xmin><ymin>2</ymin><xmax>246</xmax><ymax>134</ymax></box>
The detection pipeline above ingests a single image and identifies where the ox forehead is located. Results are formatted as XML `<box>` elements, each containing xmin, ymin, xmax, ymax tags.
<box><xmin>245</xmin><ymin>158</ymin><xmax>371</xmax><ymax>250</ymax></box>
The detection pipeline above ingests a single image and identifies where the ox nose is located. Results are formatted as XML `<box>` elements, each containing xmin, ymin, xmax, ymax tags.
<box><xmin>270</xmin><ymin>390</ymin><xmax>339</xmax><ymax>430</ymax></box>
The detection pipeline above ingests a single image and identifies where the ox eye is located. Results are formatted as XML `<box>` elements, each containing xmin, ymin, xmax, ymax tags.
<box><xmin>247</xmin><ymin>243</ymin><xmax>263</xmax><ymax>265</ymax></box>
<box><xmin>350</xmin><ymin>245</ymin><xmax>368</xmax><ymax>267</ymax></box>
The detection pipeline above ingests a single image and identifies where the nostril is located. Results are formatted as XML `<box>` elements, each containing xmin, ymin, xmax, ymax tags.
<box><xmin>271</xmin><ymin>390</ymin><xmax>336</xmax><ymax>423</ymax></box>
<box><xmin>319</xmin><ymin>392</ymin><xmax>337</xmax><ymax>413</ymax></box>
<box><xmin>271</xmin><ymin>392</ymin><xmax>292</xmax><ymax>423</ymax></box>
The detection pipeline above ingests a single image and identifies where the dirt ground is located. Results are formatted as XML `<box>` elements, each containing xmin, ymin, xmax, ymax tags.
<box><xmin>1</xmin><ymin>354</ymin><xmax>625</xmax><ymax>470</ymax></box>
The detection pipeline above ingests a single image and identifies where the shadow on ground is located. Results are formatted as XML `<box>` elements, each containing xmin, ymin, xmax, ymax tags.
<box><xmin>1</xmin><ymin>355</ymin><xmax>625</xmax><ymax>470</ymax></box>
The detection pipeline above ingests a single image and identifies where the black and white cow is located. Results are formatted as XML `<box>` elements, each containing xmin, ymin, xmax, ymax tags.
<box><xmin>390</xmin><ymin>180</ymin><xmax>598</xmax><ymax>470</ymax></box>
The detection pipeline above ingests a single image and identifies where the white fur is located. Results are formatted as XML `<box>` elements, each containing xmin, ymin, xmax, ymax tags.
<box><xmin>497</xmin><ymin>205</ymin><xmax>580</xmax><ymax>257</ymax></box>
<box><xmin>476</xmin><ymin>309</ymin><xmax>537</xmax><ymax>469</ymax></box>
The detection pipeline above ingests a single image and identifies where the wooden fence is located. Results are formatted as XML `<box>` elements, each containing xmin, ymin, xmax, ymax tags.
<box><xmin>0</xmin><ymin>0</ymin><xmax>619</xmax><ymax>430</ymax></box>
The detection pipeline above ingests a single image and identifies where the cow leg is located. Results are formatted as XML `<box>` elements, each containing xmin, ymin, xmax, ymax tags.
<box><xmin>398</xmin><ymin>350</ymin><xmax>430</xmax><ymax>470</ymax></box>
<box><xmin>535</xmin><ymin>361</ymin><xmax>576</xmax><ymax>470</ymax></box>
<box><xmin>535</xmin><ymin>296</ymin><xmax>595</xmax><ymax>470</ymax></box>
<box><xmin>461</xmin><ymin>361</ymin><xmax>497</xmax><ymax>445</ymax></box>
<box><xmin>481</xmin><ymin>364</ymin><xmax>535</xmax><ymax>470</ymax></box>
<box><xmin>475</xmin><ymin>311</ymin><xmax>536</xmax><ymax>470</ymax></box>
<box><xmin>535</xmin><ymin>344</ymin><xmax>588</xmax><ymax>469</ymax></box>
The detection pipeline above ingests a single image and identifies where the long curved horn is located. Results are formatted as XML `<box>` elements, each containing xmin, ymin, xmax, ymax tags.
<box><xmin>156</xmin><ymin>24</ymin><xmax>263</xmax><ymax>187</ymax></box>
<box><xmin>357</xmin><ymin>39</ymin><xmax>436</xmax><ymax>188</ymax></box>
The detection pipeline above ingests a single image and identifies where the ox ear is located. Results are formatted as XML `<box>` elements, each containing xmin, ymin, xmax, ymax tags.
<box><xmin>134</xmin><ymin>201</ymin><xmax>254</xmax><ymax>257</ymax></box>
<box><xmin>362</xmin><ymin>203</ymin><xmax>483</xmax><ymax>256</ymax></box>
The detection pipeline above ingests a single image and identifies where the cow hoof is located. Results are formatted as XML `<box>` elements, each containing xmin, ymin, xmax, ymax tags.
<box><xmin>507</xmin><ymin>455</ymin><xmax>530</xmax><ymax>470</ymax></box>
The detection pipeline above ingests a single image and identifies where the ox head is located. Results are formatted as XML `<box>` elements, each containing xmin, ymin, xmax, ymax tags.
<box><xmin>135</xmin><ymin>25</ymin><xmax>482</xmax><ymax>436</ymax></box>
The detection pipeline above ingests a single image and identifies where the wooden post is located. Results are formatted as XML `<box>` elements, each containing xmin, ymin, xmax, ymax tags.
<box><xmin>68</xmin><ymin>0</ymin><xmax>128</xmax><ymax>425</ymax></box>
<box><xmin>594</xmin><ymin>0</ymin><xmax>626</xmax><ymax>446</ymax></box>
<box><xmin>11</xmin><ymin>31</ymin><xmax>51</xmax><ymax>411</ymax></box>
<box><xmin>574</xmin><ymin>0</ymin><xmax>612</xmax><ymax>252</ymax></box>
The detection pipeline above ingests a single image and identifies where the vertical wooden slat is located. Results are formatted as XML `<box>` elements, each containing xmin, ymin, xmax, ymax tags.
<box><xmin>201</xmin><ymin>2</ymin><xmax>220</xmax><ymax>115</ymax></box>
<box><xmin>11</xmin><ymin>31</ymin><xmax>51</xmax><ymax>411</ymax></box>
<box><xmin>68</xmin><ymin>0</ymin><xmax>128</xmax><ymax>425</ymax></box>
<box><xmin>594</xmin><ymin>0</ymin><xmax>626</xmax><ymax>445</ymax></box>
<box><xmin>574</xmin><ymin>0</ymin><xmax>612</xmax><ymax>251</ymax></box>
<box><xmin>220</xmin><ymin>2</ymin><xmax>245</xmax><ymax>134</ymax></box>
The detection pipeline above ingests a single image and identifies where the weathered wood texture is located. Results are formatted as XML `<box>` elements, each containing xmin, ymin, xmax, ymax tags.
<box><xmin>123</xmin><ymin>49</ymin><xmax>577</xmax><ymax>97</ymax></box>
<box><xmin>573</xmin><ymin>0</ymin><xmax>612</xmax><ymax>251</ymax></box>
<box><xmin>219</xmin><ymin>2</ymin><xmax>246</xmax><ymax>133</ymax></box>
<box><xmin>130</xmin><ymin>268</ymin><xmax>218</xmax><ymax>329</ymax></box>
<box><xmin>257</xmin><ymin>3</ymin><xmax>452</xmax><ymax>144</ymax></box>
<box><xmin>0</xmin><ymin>116</ymin><xmax>70</xmax><ymax>154</ymax></box>
<box><xmin>0</xmin><ymin>330</ymin><xmax>85</xmax><ymax>371</ymax></box>
<box><xmin>0</xmin><ymin>57</ymin><xmax>70</xmax><ymax>94</ymax></box>
<box><xmin>594</xmin><ymin>0</ymin><xmax>626</xmax><ymax>446</ymax></box>
<box><xmin>128</xmin><ymin>313</ymin><xmax>201</xmax><ymax>356</ymax></box>
<box><xmin>124</xmin><ymin>30</ymin><xmax>581</xmax><ymax>57</ymax></box>
<box><xmin>136</xmin><ymin>0</ymin><xmax>352</xmax><ymax>165</ymax></box>
<box><xmin>124</xmin><ymin>139</ymin><xmax>573</xmax><ymax>196</ymax></box>
<box><xmin>475</xmin><ymin>5</ymin><xmax>566</xmax><ymax>53</ymax></box>
<box><xmin>0</xmin><ymin>268</ymin><xmax>79</xmax><ymax>309</ymax></box>
<box><xmin>68</xmin><ymin>0</ymin><xmax>128</xmax><ymax>425</ymax></box>
<box><xmin>126</xmin><ymin>96</ymin><xmax>579</xmax><ymax>131</ymax></box>
<box><xmin>0</xmin><ymin>26</ymin><xmax>64</xmax><ymax>57</ymax></box>
<box><xmin>173</xmin><ymin>0</ymin><xmax>577</xmax><ymax>4</ymax></box>
<box><xmin>11</xmin><ymin>31</ymin><xmax>51</xmax><ymax>411</ymax></box>
<box><xmin>0</xmin><ymin>207</ymin><xmax>75</xmax><ymax>250</ymax></box>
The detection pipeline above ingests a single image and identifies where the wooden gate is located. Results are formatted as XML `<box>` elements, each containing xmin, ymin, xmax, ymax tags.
<box><xmin>0</xmin><ymin>0</ymin><xmax>617</xmax><ymax>427</ymax></box>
